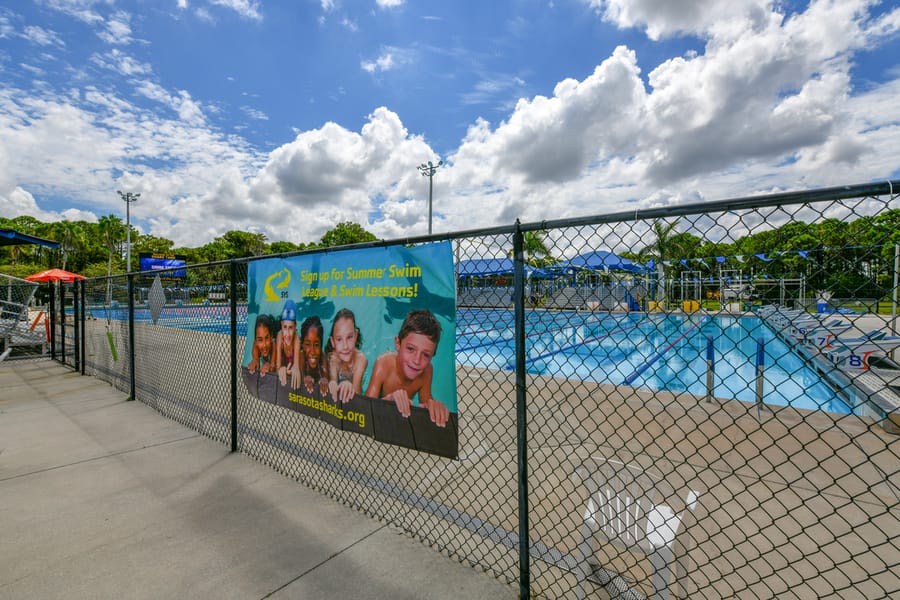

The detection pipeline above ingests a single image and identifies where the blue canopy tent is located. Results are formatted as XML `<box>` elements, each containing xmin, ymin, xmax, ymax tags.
<box><xmin>458</xmin><ymin>258</ymin><xmax>555</xmax><ymax>280</ymax></box>
<box><xmin>557</xmin><ymin>250</ymin><xmax>648</xmax><ymax>274</ymax></box>
<box><xmin>458</xmin><ymin>258</ymin><xmax>515</xmax><ymax>278</ymax></box>
<box><xmin>0</xmin><ymin>228</ymin><xmax>59</xmax><ymax>249</ymax></box>
<box><xmin>555</xmin><ymin>250</ymin><xmax>648</xmax><ymax>311</ymax></box>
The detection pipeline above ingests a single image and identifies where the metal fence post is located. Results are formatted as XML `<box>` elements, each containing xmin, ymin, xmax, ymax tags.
<box><xmin>230</xmin><ymin>260</ymin><xmax>238</xmax><ymax>452</ymax></box>
<box><xmin>128</xmin><ymin>274</ymin><xmax>136</xmax><ymax>401</ymax></box>
<box><xmin>59</xmin><ymin>281</ymin><xmax>65</xmax><ymax>363</ymax></box>
<box><xmin>513</xmin><ymin>221</ymin><xmax>530</xmax><ymax>599</ymax></box>
<box><xmin>73</xmin><ymin>279</ymin><xmax>80</xmax><ymax>371</ymax></box>
<box><xmin>706</xmin><ymin>334</ymin><xmax>715</xmax><ymax>402</ymax></box>
<box><xmin>49</xmin><ymin>281</ymin><xmax>56</xmax><ymax>361</ymax></box>
<box><xmin>756</xmin><ymin>337</ymin><xmax>766</xmax><ymax>415</ymax></box>
<box><xmin>80</xmin><ymin>279</ymin><xmax>86</xmax><ymax>375</ymax></box>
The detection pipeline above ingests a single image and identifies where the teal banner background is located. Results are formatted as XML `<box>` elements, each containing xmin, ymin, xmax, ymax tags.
<box><xmin>243</xmin><ymin>241</ymin><xmax>458</xmax><ymax>457</ymax></box>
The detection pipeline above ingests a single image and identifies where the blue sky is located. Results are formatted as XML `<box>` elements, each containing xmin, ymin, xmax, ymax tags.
<box><xmin>1</xmin><ymin>0</ymin><xmax>899</xmax><ymax>249</ymax></box>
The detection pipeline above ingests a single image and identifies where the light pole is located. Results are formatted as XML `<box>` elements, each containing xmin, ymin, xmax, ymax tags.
<box><xmin>417</xmin><ymin>160</ymin><xmax>442</xmax><ymax>235</ymax></box>
<box><xmin>117</xmin><ymin>190</ymin><xmax>140</xmax><ymax>272</ymax></box>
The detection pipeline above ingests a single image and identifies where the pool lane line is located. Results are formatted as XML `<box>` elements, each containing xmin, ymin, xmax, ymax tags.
<box><xmin>455</xmin><ymin>314</ymin><xmax>635</xmax><ymax>353</ymax></box>
<box><xmin>455</xmin><ymin>311</ymin><xmax>613</xmax><ymax>339</ymax></box>
<box><xmin>516</xmin><ymin>318</ymin><xmax>651</xmax><ymax>366</ymax></box>
<box><xmin>465</xmin><ymin>313</ymin><xmax>660</xmax><ymax>366</ymax></box>
<box><xmin>622</xmin><ymin>315</ymin><xmax>709</xmax><ymax>386</ymax></box>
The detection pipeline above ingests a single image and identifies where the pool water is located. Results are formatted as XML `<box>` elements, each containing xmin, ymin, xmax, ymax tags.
<box><xmin>455</xmin><ymin>309</ymin><xmax>852</xmax><ymax>414</ymax></box>
<box><xmin>91</xmin><ymin>305</ymin><xmax>852</xmax><ymax>414</ymax></box>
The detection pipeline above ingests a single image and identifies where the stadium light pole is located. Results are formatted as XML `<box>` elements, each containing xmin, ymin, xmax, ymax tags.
<box><xmin>117</xmin><ymin>190</ymin><xmax>140</xmax><ymax>272</ymax></box>
<box><xmin>417</xmin><ymin>160</ymin><xmax>443</xmax><ymax>235</ymax></box>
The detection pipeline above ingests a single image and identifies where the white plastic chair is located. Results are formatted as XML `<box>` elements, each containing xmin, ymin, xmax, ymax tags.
<box><xmin>574</xmin><ymin>457</ymin><xmax>700</xmax><ymax>600</ymax></box>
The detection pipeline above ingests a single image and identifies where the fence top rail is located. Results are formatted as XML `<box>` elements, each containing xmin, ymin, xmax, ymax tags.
<box><xmin>1</xmin><ymin>272</ymin><xmax>38</xmax><ymax>285</ymax></box>
<box><xmin>509</xmin><ymin>179</ymin><xmax>900</xmax><ymax>234</ymax></box>
<box><xmin>373</xmin><ymin>179</ymin><xmax>900</xmax><ymax>242</ymax></box>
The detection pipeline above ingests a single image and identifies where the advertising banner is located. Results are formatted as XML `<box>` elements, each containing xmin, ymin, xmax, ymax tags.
<box><xmin>242</xmin><ymin>241</ymin><xmax>458</xmax><ymax>458</ymax></box>
<box><xmin>138</xmin><ymin>253</ymin><xmax>188</xmax><ymax>279</ymax></box>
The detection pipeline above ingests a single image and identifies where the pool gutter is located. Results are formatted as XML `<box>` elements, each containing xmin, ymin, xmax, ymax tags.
<box><xmin>758</xmin><ymin>311</ymin><xmax>900</xmax><ymax>433</ymax></box>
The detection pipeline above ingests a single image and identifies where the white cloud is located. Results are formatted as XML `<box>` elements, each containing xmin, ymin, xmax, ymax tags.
<box><xmin>39</xmin><ymin>0</ymin><xmax>106</xmax><ymax>26</ymax></box>
<box><xmin>2</xmin><ymin>186</ymin><xmax>59</xmax><ymax>221</ymax></box>
<box><xmin>361</xmin><ymin>46</ymin><xmax>414</xmax><ymax>74</ymax></box>
<box><xmin>0</xmin><ymin>15</ymin><xmax>14</xmax><ymax>39</ymax></box>
<box><xmin>22</xmin><ymin>25</ymin><xmax>65</xmax><ymax>47</ymax></box>
<box><xmin>0</xmin><ymin>82</ymin><xmax>264</xmax><ymax>244</ymax></box>
<box><xmin>460</xmin><ymin>76</ymin><xmax>527</xmax><ymax>107</ymax></box>
<box><xmin>133</xmin><ymin>81</ymin><xmax>207</xmax><ymax>126</ymax></box>
<box><xmin>91</xmin><ymin>49</ymin><xmax>152</xmax><ymax>76</ymax></box>
<box><xmin>241</xmin><ymin>106</ymin><xmax>268</xmax><ymax>121</ymax></box>
<box><xmin>586</xmin><ymin>0</ymin><xmax>773</xmax><ymax>40</ymax></box>
<box><xmin>867</xmin><ymin>5</ymin><xmax>900</xmax><ymax>39</ymax></box>
<box><xmin>361</xmin><ymin>52</ymin><xmax>394</xmax><ymax>73</ymax></box>
<box><xmin>19</xmin><ymin>63</ymin><xmax>47</xmax><ymax>77</ymax></box>
<box><xmin>451</xmin><ymin>45</ymin><xmax>646</xmax><ymax>185</ymax></box>
<box><xmin>235</xmin><ymin>107</ymin><xmax>435</xmax><ymax>243</ymax></box>
<box><xmin>208</xmin><ymin>0</ymin><xmax>262</xmax><ymax>21</ymax></box>
<box><xmin>432</xmin><ymin>0</ymin><xmax>899</xmax><ymax>230</ymax></box>
<box><xmin>97</xmin><ymin>10</ymin><xmax>133</xmax><ymax>45</ymax></box>
<box><xmin>377</xmin><ymin>0</ymin><xmax>405</xmax><ymax>7</ymax></box>
<box><xmin>194</xmin><ymin>7</ymin><xmax>214</xmax><ymax>24</ymax></box>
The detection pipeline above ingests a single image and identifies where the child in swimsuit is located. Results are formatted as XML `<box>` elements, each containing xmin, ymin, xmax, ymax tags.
<box><xmin>326</xmin><ymin>308</ymin><xmax>368</xmax><ymax>402</ymax></box>
<box><xmin>247</xmin><ymin>314</ymin><xmax>276</xmax><ymax>376</ymax></box>
<box><xmin>275</xmin><ymin>299</ymin><xmax>301</xmax><ymax>387</ymax></box>
<box><xmin>365</xmin><ymin>309</ymin><xmax>449</xmax><ymax>427</ymax></box>
<box><xmin>299</xmin><ymin>315</ymin><xmax>329</xmax><ymax>396</ymax></box>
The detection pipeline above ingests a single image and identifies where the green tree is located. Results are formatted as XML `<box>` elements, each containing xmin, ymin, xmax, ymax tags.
<box><xmin>223</xmin><ymin>230</ymin><xmax>268</xmax><ymax>258</ymax></box>
<box><xmin>639</xmin><ymin>219</ymin><xmax>688</xmax><ymax>303</ymax></box>
<box><xmin>10</xmin><ymin>215</ymin><xmax>41</xmax><ymax>234</ymax></box>
<box><xmin>507</xmin><ymin>230</ymin><xmax>554</xmax><ymax>267</ymax></box>
<box><xmin>134</xmin><ymin>234</ymin><xmax>175</xmax><ymax>256</ymax></box>
<box><xmin>319</xmin><ymin>222</ymin><xmax>377</xmax><ymax>247</ymax></box>
<box><xmin>55</xmin><ymin>221</ymin><xmax>88</xmax><ymax>271</ymax></box>
<box><xmin>98</xmin><ymin>214</ymin><xmax>125</xmax><ymax>282</ymax></box>
<box><xmin>269</xmin><ymin>240</ymin><xmax>305</xmax><ymax>255</ymax></box>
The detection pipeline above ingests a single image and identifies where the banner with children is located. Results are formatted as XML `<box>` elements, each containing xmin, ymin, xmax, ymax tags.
<box><xmin>242</xmin><ymin>241</ymin><xmax>458</xmax><ymax>459</ymax></box>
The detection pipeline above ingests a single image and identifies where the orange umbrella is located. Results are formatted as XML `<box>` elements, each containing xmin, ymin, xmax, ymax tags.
<box><xmin>25</xmin><ymin>268</ymin><xmax>86</xmax><ymax>283</ymax></box>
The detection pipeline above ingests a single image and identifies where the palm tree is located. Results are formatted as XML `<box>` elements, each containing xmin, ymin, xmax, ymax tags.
<box><xmin>509</xmin><ymin>230</ymin><xmax>553</xmax><ymax>267</ymax></box>
<box><xmin>642</xmin><ymin>219</ymin><xmax>682</xmax><ymax>305</ymax></box>
<box><xmin>54</xmin><ymin>221</ymin><xmax>85</xmax><ymax>271</ymax></box>
<box><xmin>9</xmin><ymin>244</ymin><xmax>21</xmax><ymax>277</ymax></box>
<box><xmin>98</xmin><ymin>215</ymin><xmax>125</xmax><ymax>304</ymax></box>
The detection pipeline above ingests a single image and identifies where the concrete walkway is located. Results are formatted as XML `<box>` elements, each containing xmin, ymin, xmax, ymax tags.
<box><xmin>0</xmin><ymin>360</ymin><xmax>515</xmax><ymax>600</ymax></box>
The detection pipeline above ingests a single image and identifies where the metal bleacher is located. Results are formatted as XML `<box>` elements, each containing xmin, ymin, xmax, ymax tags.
<box><xmin>545</xmin><ymin>283</ymin><xmax>646</xmax><ymax>311</ymax></box>
<box><xmin>458</xmin><ymin>287</ymin><xmax>513</xmax><ymax>308</ymax></box>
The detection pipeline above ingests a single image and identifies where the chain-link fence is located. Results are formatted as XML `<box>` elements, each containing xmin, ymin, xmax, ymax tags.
<box><xmin>67</xmin><ymin>181</ymin><xmax>898</xmax><ymax>599</ymax></box>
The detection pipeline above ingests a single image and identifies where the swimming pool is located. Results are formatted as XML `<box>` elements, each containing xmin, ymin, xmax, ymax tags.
<box><xmin>455</xmin><ymin>309</ymin><xmax>852</xmax><ymax>414</ymax></box>
<box><xmin>90</xmin><ymin>304</ymin><xmax>852</xmax><ymax>414</ymax></box>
